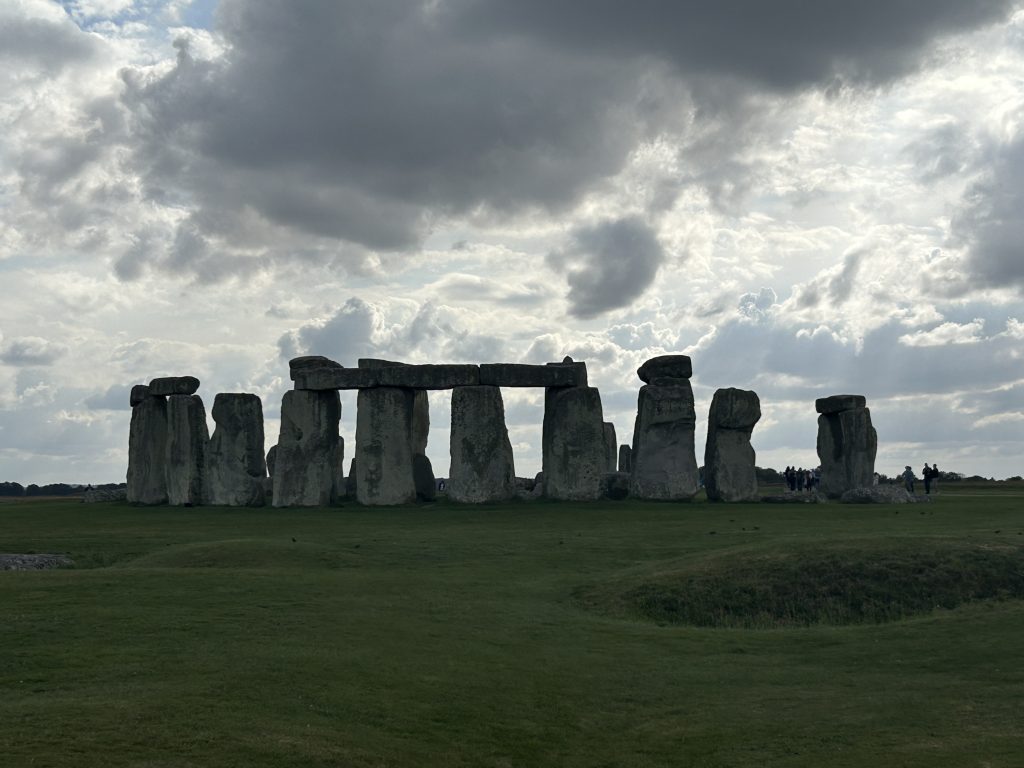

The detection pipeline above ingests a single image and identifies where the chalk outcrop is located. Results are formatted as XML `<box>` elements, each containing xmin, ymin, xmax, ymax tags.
<box><xmin>449</xmin><ymin>385</ymin><xmax>516</xmax><ymax>503</ymax></box>
<box><xmin>630</xmin><ymin>356</ymin><xmax>698</xmax><ymax>500</ymax></box>
<box><xmin>704</xmin><ymin>388</ymin><xmax>760</xmax><ymax>502</ymax></box>
<box><xmin>816</xmin><ymin>394</ymin><xmax>878</xmax><ymax>499</ymax></box>
<box><xmin>205</xmin><ymin>393</ymin><xmax>267</xmax><ymax>507</ymax></box>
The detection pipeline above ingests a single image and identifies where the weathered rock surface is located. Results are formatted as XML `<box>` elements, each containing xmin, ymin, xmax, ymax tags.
<box><xmin>205</xmin><ymin>393</ymin><xmax>267</xmax><ymax>507</ymax></box>
<box><xmin>289</xmin><ymin>355</ymin><xmax>343</xmax><ymax>380</ymax></box>
<box><xmin>294</xmin><ymin>363</ymin><xmax>479</xmax><ymax>390</ymax></box>
<box><xmin>816</xmin><ymin>397</ymin><xmax>878</xmax><ymax>499</ymax></box>
<box><xmin>81</xmin><ymin>488</ymin><xmax>127</xmax><ymax>503</ymax></box>
<box><xmin>542</xmin><ymin>386</ymin><xmax>606</xmax><ymax>501</ymax></box>
<box><xmin>130</xmin><ymin>384</ymin><xmax>150</xmax><ymax>407</ymax></box>
<box><xmin>637</xmin><ymin>355</ymin><xmax>692</xmax><ymax>383</ymax></box>
<box><xmin>604</xmin><ymin>471</ymin><xmax>630</xmax><ymax>500</ymax></box>
<box><xmin>354</xmin><ymin>387</ymin><xmax>417</xmax><ymax>506</ymax></box>
<box><xmin>165</xmin><ymin>394</ymin><xmax>208</xmax><ymax>506</ymax></box>
<box><xmin>127</xmin><ymin>395</ymin><xmax>169</xmax><ymax>505</ymax></box>
<box><xmin>704</xmin><ymin>388</ymin><xmax>760</xmax><ymax>502</ymax></box>
<box><xmin>413</xmin><ymin>454</ymin><xmax>437</xmax><ymax>501</ymax></box>
<box><xmin>479</xmin><ymin>362</ymin><xmax>587</xmax><ymax>388</ymax></box>
<box><xmin>266</xmin><ymin>445</ymin><xmax>278</xmax><ymax>478</ymax></box>
<box><xmin>148</xmin><ymin>376</ymin><xmax>200</xmax><ymax>396</ymax></box>
<box><xmin>273</xmin><ymin>389</ymin><xmax>342</xmax><ymax>507</ymax></box>
<box><xmin>449</xmin><ymin>385</ymin><xmax>516</xmax><ymax>503</ymax></box>
<box><xmin>840</xmin><ymin>485</ymin><xmax>929</xmax><ymax>504</ymax></box>
<box><xmin>0</xmin><ymin>554</ymin><xmax>74</xmax><ymax>570</ymax></box>
<box><xmin>761</xmin><ymin>490</ymin><xmax>827</xmax><ymax>504</ymax></box>
<box><xmin>815</xmin><ymin>394</ymin><xmax>867</xmax><ymax>415</ymax></box>
<box><xmin>618</xmin><ymin>444</ymin><xmax>632</xmax><ymax>474</ymax></box>
<box><xmin>630</xmin><ymin>379</ymin><xmax>699</xmax><ymax>500</ymax></box>
<box><xmin>603</xmin><ymin>422</ymin><xmax>617</xmax><ymax>472</ymax></box>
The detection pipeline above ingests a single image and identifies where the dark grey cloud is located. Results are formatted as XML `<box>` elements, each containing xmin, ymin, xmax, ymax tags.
<box><xmin>952</xmin><ymin>136</ymin><xmax>1024</xmax><ymax>288</ymax></box>
<box><xmin>0</xmin><ymin>337</ymin><xmax>68</xmax><ymax>366</ymax></box>
<box><xmin>548</xmin><ymin>217</ymin><xmax>665</xmax><ymax>318</ymax></box>
<box><xmin>451</xmin><ymin>0</ymin><xmax>1014</xmax><ymax>89</ymax></box>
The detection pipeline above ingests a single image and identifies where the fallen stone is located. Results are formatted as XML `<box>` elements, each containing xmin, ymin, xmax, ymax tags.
<box><xmin>815</xmin><ymin>394</ymin><xmax>867</xmax><ymax>414</ymax></box>
<box><xmin>618</xmin><ymin>444</ymin><xmax>632</xmax><ymax>474</ymax></box>
<box><xmin>127</xmin><ymin>395</ymin><xmax>169</xmax><ymax>505</ymax></box>
<box><xmin>165</xmin><ymin>394</ymin><xmax>209</xmax><ymax>506</ymax></box>
<box><xmin>542</xmin><ymin>386</ymin><xmax>606</xmax><ymax>501</ymax></box>
<box><xmin>449</xmin><ymin>385</ymin><xmax>516</xmax><ymax>503</ymax></box>
<box><xmin>630</xmin><ymin>381</ymin><xmax>699</xmax><ymax>500</ymax></box>
<box><xmin>817</xmin><ymin>403</ymin><xmax>877</xmax><ymax>499</ymax></box>
<box><xmin>273</xmin><ymin>389</ymin><xmax>342</xmax><ymax>507</ymax></box>
<box><xmin>130</xmin><ymin>384</ymin><xmax>150</xmax><ymax>407</ymax></box>
<box><xmin>205</xmin><ymin>393</ymin><xmax>267</xmax><ymax>507</ymax></box>
<box><xmin>637</xmin><ymin>355</ymin><xmax>692</xmax><ymax>383</ymax></box>
<box><xmin>0</xmin><ymin>554</ymin><xmax>74</xmax><ymax>570</ymax></box>
<box><xmin>704</xmin><ymin>388</ymin><xmax>761</xmax><ymax>502</ymax></box>
<box><xmin>354</xmin><ymin>387</ymin><xmax>417</xmax><ymax>506</ymax></box>
<box><xmin>479</xmin><ymin>362</ymin><xmax>587</xmax><ymax>388</ymax></box>
<box><xmin>761</xmin><ymin>491</ymin><xmax>827</xmax><ymax>504</ymax></box>
<box><xmin>603</xmin><ymin>422</ymin><xmax>617</xmax><ymax>473</ymax></box>
<box><xmin>840</xmin><ymin>485</ymin><xmax>930</xmax><ymax>504</ymax></box>
<box><xmin>148</xmin><ymin>376</ymin><xmax>200</xmax><ymax>396</ymax></box>
<box><xmin>81</xmin><ymin>488</ymin><xmax>127</xmax><ymax>503</ymax></box>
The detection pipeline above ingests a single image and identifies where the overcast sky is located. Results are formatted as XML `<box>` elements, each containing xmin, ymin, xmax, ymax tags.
<box><xmin>2</xmin><ymin>0</ymin><xmax>1023</xmax><ymax>484</ymax></box>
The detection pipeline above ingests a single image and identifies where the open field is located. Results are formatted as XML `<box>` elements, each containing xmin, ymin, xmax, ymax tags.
<box><xmin>2</xmin><ymin>491</ymin><xmax>1023</xmax><ymax>767</ymax></box>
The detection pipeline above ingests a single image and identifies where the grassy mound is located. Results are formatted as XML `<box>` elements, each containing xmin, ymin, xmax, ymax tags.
<box><xmin>120</xmin><ymin>538</ymin><xmax>355</xmax><ymax>570</ymax></box>
<box><xmin>576</xmin><ymin>539</ymin><xmax>1024</xmax><ymax>628</ymax></box>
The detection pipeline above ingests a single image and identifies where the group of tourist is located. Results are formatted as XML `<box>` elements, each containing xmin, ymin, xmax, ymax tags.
<box><xmin>901</xmin><ymin>463</ymin><xmax>941</xmax><ymax>494</ymax></box>
<box><xmin>784</xmin><ymin>466</ymin><xmax>820</xmax><ymax>492</ymax></box>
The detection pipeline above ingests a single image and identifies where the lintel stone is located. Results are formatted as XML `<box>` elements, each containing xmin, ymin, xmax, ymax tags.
<box><xmin>148</xmin><ymin>376</ymin><xmax>200</xmax><ymax>396</ymax></box>
<box><xmin>479</xmin><ymin>362</ymin><xmax>587</xmax><ymax>388</ymax></box>
<box><xmin>815</xmin><ymin>394</ymin><xmax>867</xmax><ymax>414</ymax></box>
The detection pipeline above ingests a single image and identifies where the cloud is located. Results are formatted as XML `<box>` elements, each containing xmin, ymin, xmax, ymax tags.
<box><xmin>549</xmin><ymin>217</ymin><xmax>666</xmax><ymax>318</ymax></box>
<box><xmin>0</xmin><ymin>8</ymin><xmax>99</xmax><ymax>76</ymax></box>
<box><xmin>0</xmin><ymin>337</ymin><xmax>68</xmax><ymax>366</ymax></box>
<box><xmin>898</xmin><ymin>319</ymin><xmax>986</xmax><ymax>347</ymax></box>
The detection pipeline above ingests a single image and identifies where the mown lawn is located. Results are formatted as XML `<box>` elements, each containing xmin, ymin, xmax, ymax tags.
<box><xmin>1</xmin><ymin>489</ymin><xmax>1023</xmax><ymax>767</ymax></box>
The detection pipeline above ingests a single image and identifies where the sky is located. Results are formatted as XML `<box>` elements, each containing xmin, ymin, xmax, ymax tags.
<box><xmin>1</xmin><ymin>0</ymin><xmax>1023</xmax><ymax>485</ymax></box>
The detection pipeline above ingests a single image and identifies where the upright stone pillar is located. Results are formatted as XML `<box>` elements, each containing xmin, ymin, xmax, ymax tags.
<box><xmin>354</xmin><ymin>387</ymin><xmax>417</xmax><ymax>506</ymax></box>
<box><xmin>618</xmin><ymin>444</ymin><xmax>632</xmax><ymax>474</ymax></box>
<box><xmin>542</xmin><ymin>384</ymin><xmax>606</xmax><ymax>501</ymax></box>
<box><xmin>205</xmin><ymin>393</ymin><xmax>267</xmax><ymax>507</ymax></box>
<box><xmin>602</xmin><ymin>422</ymin><xmax>617</xmax><ymax>472</ymax></box>
<box><xmin>630</xmin><ymin>355</ymin><xmax>699</xmax><ymax>500</ymax></box>
<box><xmin>816</xmin><ymin>394</ymin><xmax>877</xmax><ymax>498</ymax></box>
<box><xmin>449</xmin><ymin>385</ymin><xmax>516</xmax><ymax>503</ymax></box>
<box><xmin>165</xmin><ymin>394</ymin><xmax>208</xmax><ymax>506</ymax></box>
<box><xmin>704</xmin><ymin>388</ymin><xmax>760</xmax><ymax>502</ymax></box>
<box><xmin>127</xmin><ymin>389</ymin><xmax>169</xmax><ymax>505</ymax></box>
<box><xmin>273</xmin><ymin>389</ymin><xmax>342</xmax><ymax>507</ymax></box>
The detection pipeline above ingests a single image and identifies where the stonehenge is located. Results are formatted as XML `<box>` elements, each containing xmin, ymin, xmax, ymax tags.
<box><xmin>816</xmin><ymin>394</ymin><xmax>877</xmax><ymax>498</ymax></box>
<box><xmin>630</xmin><ymin>355</ymin><xmax>700</xmax><ymax>500</ymax></box>
<box><xmin>125</xmin><ymin>353</ymin><xmax>879</xmax><ymax>509</ymax></box>
<box><xmin>704</xmin><ymin>388</ymin><xmax>761</xmax><ymax>502</ymax></box>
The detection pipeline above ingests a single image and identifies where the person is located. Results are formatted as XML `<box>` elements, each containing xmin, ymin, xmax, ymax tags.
<box><xmin>813</xmin><ymin>466</ymin><xmax>821</xmax><ymax>489</ymax></box>
<box><xmin>931</xmin><ymin>464</ymin><xmax>940</xmax><ymax>494</ymax></box>
<box><xmin>923</xmin><ymin>463</ymin><xmax>933</xmax><ymax>495</ymax></box>
<box><xmin>804</xmin><ymin>468</ymin><xmax>812</xmax><ymax>492</ymax></box>
<box><xmin>902</xmin><ymin>465</ymin><xmax>915</xmax><ymax>493</ymax></box>
<box><xmin>784</xmin><ymin>466</ymin><xmax>793</xmax><ymax>491</ymax></box>
<box><xmin>872</xmin><ymin>471</ymin><xmax>880</xmax><ymax>486</ymax></box>
<box><xmin>796</xmin><ymin>467</ymin><xmax>805</xmax><ymax>492</ymax></box>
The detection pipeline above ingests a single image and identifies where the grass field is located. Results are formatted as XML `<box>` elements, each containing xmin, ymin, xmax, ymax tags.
<box><xmin>2</xmin><ymin>487</ymin><xmax>1023</xmax><ymax>767</ymax></box>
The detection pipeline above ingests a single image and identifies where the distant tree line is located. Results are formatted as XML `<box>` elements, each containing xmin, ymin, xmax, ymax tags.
<box><xmin>0</xmin><ymin>482</ymin><xmax>126</xmax><ymax>497</ymax></box>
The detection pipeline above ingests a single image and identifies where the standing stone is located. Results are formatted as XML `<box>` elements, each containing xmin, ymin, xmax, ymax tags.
<box><xmin>413</xmin><ymin>454</ymin><xmax>437</xmax><ymax>501</ymax></box>
<box><xmin>354</xmin><ymin>387</ymin><xmax>417</xmax><ymax>506</ymax></box>
<box><xmin>618</xmin><ymin>444</ymin><xmax>632</xmax><ymax>474</ymax></box>
<box><xmin>449</xmin><ymin>385</ymin><xmax>516</xmax><ymax>503</ymax></box>
<box><xmin>273</xmin><ymin>389</ymin><xmax>342</xmax><ymax>507</ymax></box>
<box><xmin>816</xmin><ymin>395</ymin><xmax>878</xmax><ymax>499</ymax></box>
<box><xmin>542</xmin><ymin>386</ymin><xmax>606</xmax><ymax>501</ymax></box>
<box><xmin>266</xmin><ymin>445</ymin><xmax>278</xmax><ymax>478</ymax></box>
<box><xmin>165</xmin><ymin>394</ymin><xmax>208</xmax><ymax>506</ymax></box>
<box><xmin>704</xmin><ymin>388</ymin><xmax>761</xmax><ymax>502</ymax></box>
<box><xmin>127</xmin><ymin>394</ymin><xmax>169</xmax><ymax>505</ymax></box>
<box><xmin>205</xmin><ymin>393</ymin><xmax>267</xmax><ymax>507</ymax></box>
<box><xmin>630</xmin><ymin>356</ymin><xmax>699</xmax><ymax>500</ymax></box>
<box><xmin>603</xmin><ymin>422</ymin><xmax>617</xmax><ymax>472</ymax></box>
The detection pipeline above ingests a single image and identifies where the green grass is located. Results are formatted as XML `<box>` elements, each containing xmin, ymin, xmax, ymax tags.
<box><xmin>1</xmin><ymin>491</ymin><xmax>1023</xmax><ymax>767</ymax></box>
